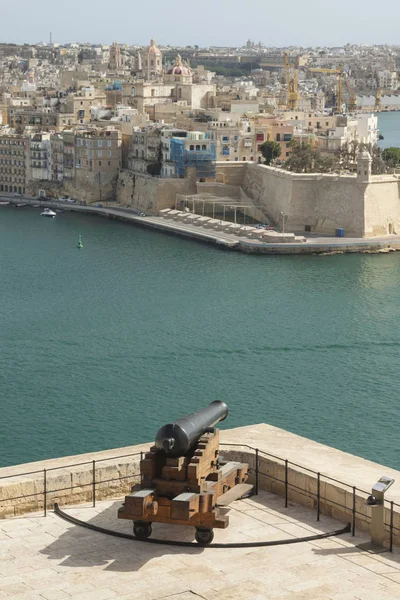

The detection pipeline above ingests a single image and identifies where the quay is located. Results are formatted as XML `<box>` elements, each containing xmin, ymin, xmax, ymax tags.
<box><xmin>2</xmin><ymin>424</ymin><xmax>400</xmax><ymax>599</ymax></box>
<box><xmin>3</xmin><ymin>195</ymin><xmax>400</xmax><ymax>256</ymax></box>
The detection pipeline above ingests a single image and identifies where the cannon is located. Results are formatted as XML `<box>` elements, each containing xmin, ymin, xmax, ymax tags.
<box><xmin>118</xmin><ymin>401</ymin><xmax>251</xmax><ymax>545</ymax></box>
<box><xmin>155</xmin><ymin>400</ymin><xmax>228</xmax><ymax>457</ymax></box>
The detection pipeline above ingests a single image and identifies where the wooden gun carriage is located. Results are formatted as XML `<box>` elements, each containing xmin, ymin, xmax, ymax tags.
<box><xmin>118</xmin><ymin>401</ymin><xmax>251</xmax><ymax>545</ymax></box>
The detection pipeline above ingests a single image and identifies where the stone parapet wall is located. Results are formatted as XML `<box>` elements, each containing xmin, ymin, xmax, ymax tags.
<box><xmin>2</xmin><ymin>424</ymin><xmax>400</xmax><ymax>548</ymax></box>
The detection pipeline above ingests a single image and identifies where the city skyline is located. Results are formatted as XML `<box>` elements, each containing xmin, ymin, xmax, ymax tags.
<box><xmin>4</xmin><ymin>0</ymin><xmax>400</xmax><ymax>48</ymax></box>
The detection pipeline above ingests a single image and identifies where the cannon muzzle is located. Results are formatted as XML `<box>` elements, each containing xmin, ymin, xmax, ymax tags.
<box><xmin>155</xmin><ymin>400</ymin><xmax>228</xmax><ymax>457</ymax></box>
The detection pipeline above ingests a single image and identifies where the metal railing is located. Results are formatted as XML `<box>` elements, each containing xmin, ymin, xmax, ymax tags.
<box><xmin>0</xmin><ymin>451</ymin><xmax>142</xmax><ymax>517</ymax></box>
<box><xmin>1</xmin><ymin>443</ymin><xmax>400</xmax><ymax>551</ymax></box>
<box><xmin>219</xmin><ymin>443</ymin><xmax>400</xmax><ymax>552</ymax></box>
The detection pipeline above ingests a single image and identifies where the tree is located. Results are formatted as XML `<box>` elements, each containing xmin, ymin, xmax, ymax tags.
<box><xmin>259</xmin><ymin>141</ymin><xmax>281</xmax><ymax>165</ymax></box>
<box><xmin>382</xmin><ymin>147</ymin><xmax>400</xmax><ymax>168</ymax></box>
<box><xmin>284</xmin><ymin>140</ymin><xmax>335</xmax><ymax>173</ymax></box>
<box><xmin>360</xmin><ymin>143</ymin><xmax>386</xmax><ymax>175</ymax></box>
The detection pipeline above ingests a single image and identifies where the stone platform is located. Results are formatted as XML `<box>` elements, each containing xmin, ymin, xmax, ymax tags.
<box><xmin>3</xmin><ymin>491</ymin><xmax>400</xmax><ymax>600</ymax></box>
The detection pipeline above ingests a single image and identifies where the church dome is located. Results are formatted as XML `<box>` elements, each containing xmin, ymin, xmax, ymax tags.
<box><xmin>167</xmin><ymin>54</ymin><xmax>192</xmax><ymax>76</ymax></box>
<box><xmin>147</xmin><ymin>39</ymin><xmax>162</xmax><ymax>56</ymax></box>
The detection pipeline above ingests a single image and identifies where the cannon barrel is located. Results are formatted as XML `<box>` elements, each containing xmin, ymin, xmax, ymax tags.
<box><xmin>155</xmin><ymin>401</ymin><xmax>228</xmax><ymax>457</ymax></box>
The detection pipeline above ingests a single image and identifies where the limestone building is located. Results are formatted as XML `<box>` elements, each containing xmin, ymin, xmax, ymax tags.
<box><xmin>131</xmin><ymin>55</ymin><xmax>215</xmax><ymax>114</ymax></box>
<box><xmin>29</xmin><ymin>132</ymin><xmax>51</xmax><ymax>181</ymax></box>
<box><xmin>109</xmin><ymin>42</ymin><xmax>121</xmax><ymax>70</ymax></box>
<box><xmin>0</xmin><ymin>131</ymin><xmax>28</xmax><ymax>194</ymax></box>
<box><xmin>142</xmin><ymin>39</ymin><xmax>163</xmax><ymax>80</ymax></box>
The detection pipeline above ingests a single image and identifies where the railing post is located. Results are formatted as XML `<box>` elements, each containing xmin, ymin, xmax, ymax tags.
<box><xmin>43</xmin><ymin>469</ymin><xmax>47</xmax><ymax>517</ymax></box>
<box><xmin>285</xmin><ymin>460</ymin><xmax>288</xmax><ymax>508</ymax></box>
<box><xmin>140</xmin><ymin>451</ymin><xmax>143</xmax><ymax>486</ymax></box>
<box><xmin>352</xmin><ymin>486</ymin><xmax>356</xmax><ymax>536</ymax></box>
<box><xmin>92</xmin><ymin>460</ymin><xmax>96</xmax><ymax>508</ymax></box>
<box><xmin>390</xmin><ymin>501</ymin><xmax>394</xmax><ymax>552</ymax></box>
<box><xmin>317</xmin><ymin>472</ymin><xmax>320</xmax><ymax>521</ymax></box>
<box><xmin>255</xmin><ymin>448</ymin><xmax>259</xmax><ymax>496</ymax></box>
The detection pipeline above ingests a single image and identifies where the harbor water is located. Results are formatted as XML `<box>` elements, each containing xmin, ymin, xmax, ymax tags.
<box><xmin>1</xmin><ymin>204</ymin><xmax>400</xmax><ymax>469</ymax></box>
<box><xmin>378</xmin><ymin>111</ymin><xmax>400</xmax><ymax>149</ymax></box>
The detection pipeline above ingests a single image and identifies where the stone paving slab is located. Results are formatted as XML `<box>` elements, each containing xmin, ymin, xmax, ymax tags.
<box><xmin>1</xmin><ymin>491</ymin><xmax>400</xmax><ymax>599</ymax></box>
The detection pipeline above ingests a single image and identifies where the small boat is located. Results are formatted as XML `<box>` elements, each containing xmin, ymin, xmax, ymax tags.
<box><xmin>40</xmin><ymin>208</ymin><xmax>56</xmax><ymax>218</ymax></box>
<box><xmin>16</xmin><ymin>203</ymin><xmax>27</xmax><ymax>207</ymax></box>
<box><xmin>0</xmin><ymin>201</ymin><xmax>10</xmax><ymax>206</ymax></box>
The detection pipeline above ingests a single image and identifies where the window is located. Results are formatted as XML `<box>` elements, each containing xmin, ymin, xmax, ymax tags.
<box><xmin>286</xmin><ymin>152</ymin><xmax>290</xmax><ymax>157</ymax></box>
<box><xmin>222</xmin><ymin>136</ymin><xmax>229</xmax><ymax>142</ymax></box>
<box><xmin>99</xmin><ymin>161</ymin><xmax>101</xmax><ymax>166</ymax></box>
<box><xmin>98</xmin><ymin>140</ymin><xmax>103</xmax><ymax>147</ymax></box>
<box><xmin>256</xmin><ymin>133</ymin><xmax>264</xmax><ymax>141</ymax></box>
<box><xmin>196</xmin><ymin>145</ymin><xmax>200</xmax><ymax>151</ymax></box>
<box><xmin>108</xmin><ymin>150</ymin><xmax>112</xmax><ymax>157</ymax></box>
<box><xmin>151</xmin><ymin>89</ymin><xmax>155</xmax><ymax>97</ymax></box>
<box><xmin>151</xmin><ymin>60</ymin><xmax>154</xmax><ymax>67</ymax></box>
<box><xmin>190</xmin><ymin>145</ymin><xmax>194</xmax><ymax>151</ymax></box>
<box><xmin>202</xmin><ymin>145</ymin><xmax>206</xmax><ymax>151</ymax></box>
<box><xmin>98</xmin><ymin>150</ymin><xmax>102</xmax><ymax>157</ymax></box>
<box><xmin>276</xmin><ymin>133</ymin><xmax>281</xmax><ymax>142</ymax></box>
<box><xmin>283</xmin><ymin>134</ymin><xmax>292</xmax><ymax>142</ymax></box>
<box><xmin>108</xmin><ymin>161</ymin><xmax>111</xmax><ymax>166</ymax></box>
<box><xmin>107</xmin><ymin>140</ymin><xmax>112</xmax><ymax>147</ymax></box>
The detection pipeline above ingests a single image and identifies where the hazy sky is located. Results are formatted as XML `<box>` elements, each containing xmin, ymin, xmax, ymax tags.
<box><xmin>4</xmin><ymin>0</ymin><xmax>400</xmax><ymax>47</ymax></box>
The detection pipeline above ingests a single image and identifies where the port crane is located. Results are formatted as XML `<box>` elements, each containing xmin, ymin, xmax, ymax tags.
<box><xmin>343</xmin><ymin>76</ymin><xmax>357</xmax><ymax>112</ymax></box>
<box><xmin>309</xmin><ymin>66</ymin><xmax>343</xmax><ymax>113</ymax></box>
<box><xmin>374</xmin><ymin>88</ymin><xmax>400</xmax><ymax>112</ymax></box>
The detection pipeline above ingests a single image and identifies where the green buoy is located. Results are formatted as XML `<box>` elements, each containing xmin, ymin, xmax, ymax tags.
<box><xmin>77</xmin><ymin>234</ymin><xmax>83</xmax><ymax>249</ymax></box>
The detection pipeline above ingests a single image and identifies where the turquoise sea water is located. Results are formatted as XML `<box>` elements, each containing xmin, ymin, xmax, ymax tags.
<box><xmin>378</xmin><ymin>111</ymin><xmax>400</xmax><ymax>149</ymax></box>
<box><xmin>1</xmin><ymin>206</ymin><xmax>400</xmax><ymax>469</ymax></box>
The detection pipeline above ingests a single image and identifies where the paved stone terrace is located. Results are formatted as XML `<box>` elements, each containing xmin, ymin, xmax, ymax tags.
<box><xmin>2</xmin><ymin>491</ymin><xmax>400</xmax><ymax>600</ymax></box>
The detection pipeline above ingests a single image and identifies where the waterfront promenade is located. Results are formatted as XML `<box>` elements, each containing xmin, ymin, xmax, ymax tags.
<box><xmin>3</xmin><ymin>195</ymin><xmax>400</xmax><ymax>255</ymax></box>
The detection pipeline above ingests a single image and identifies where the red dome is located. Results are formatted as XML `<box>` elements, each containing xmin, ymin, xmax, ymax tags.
<box><xmin>168</xmin><ymin>54</ymin><xmax>192</xmax><ymax>76</ymax></box>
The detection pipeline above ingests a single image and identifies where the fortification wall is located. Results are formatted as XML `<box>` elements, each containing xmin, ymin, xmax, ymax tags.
<box><xmin>116</xmin><ymin>170</ymin><xmax>196</xmax><ymax>214</ymax></box>
<box><xmin>365</xmin><ymin>178</ymin><xmax>400</xmax><ymax>236</ymax></box>
<box><xmin>27</xmin><ymin>171</ymin><xmax>118</xmax><ymax>204</ymax></box>
<box><xmin>213</xmin><ymin>162</ymin><xmax>400</xmax><ymax>237</ymax></box>
<box><xmin>215</xmin><ymin>162</ymin><xmax>246</xmax><ymax>186</ymax></box>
